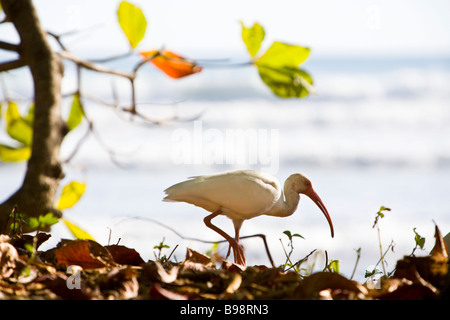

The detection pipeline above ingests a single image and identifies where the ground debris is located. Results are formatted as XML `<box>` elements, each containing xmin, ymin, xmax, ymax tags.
<box><xmin>0</xmin><ymin>229</ymin><xmax>449</xmax><ymax>300</ymax></box>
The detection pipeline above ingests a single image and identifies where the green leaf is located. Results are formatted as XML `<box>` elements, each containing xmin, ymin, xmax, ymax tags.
<box><xmin>117</xmin><ymin>1</ymin><xmax>147</xmax><ymax>49</ymax></box>
<box><xmin>413</xmin><ymin>228</ymin><xmax>426</xmax><ymax>249</ymax></box>
<box><xmin>377</xmin><ymin>206</ymin><xmax>391</xmax><ymax>219</ymax></box>
<box><xmin>256</xmin><ymin>41</ymin><xmax>310</xmax><ymax>68</ymax></box>
<box><xmin>5</xmin><ymin>101</ymin><xmax>33</xmax><ymax>146</ymax></box>
<box><xmin>62</xmin><ymin>218</ymin><xmax>95</xmax><ymax>241</ymax></box>
<box><xmin>39</xmin><ymin>212</ymin><xmax>59</xmax><ymax>227</ymax></box>
<box><xmin>283</xmin><ymin>230</ymin><xmax>304</xmax><ymax>241</ymax></box>
<box><xmin>27</xmin><ymin>217</ymin><xmax>40</xmax><ymax>230</ymax></box>
<box><xmin>0</xmin><ymin>144</ymin><xmax>31</xmax><ymax>162</ymax></box>
<box><xmin>67</xmin><ymin>94</ymin><xmax>84</xmax><ymax>131</ymax></box>
<box><xmin>28</xmin><ymin>213</ymin><xmax>59</xmax><ymax>230</ymax></box>
<box><xmin>328</xmin><ymin>260</ymin><xmax>340</xmax><ymax>273</ymax></box>
<box><xmin>365</xmin><ymin>267</ymin><xmax>382</xmax><ymax>278</ymax></box>
<box><xmin>257</xmin><ymin>64</ymin><xmax>313</xmax><ymax>98</ymax></box>
<box><xmin>283</xmin><ymin>230</ymin><xmax>292</xmax><ymax>240</ymax></box>
<box><xmin>153</xmin><ymin>243</ymin><xmax>170</xmax><ymax>250</ymax></box>
<box><xmin>56</xmin><ymin>181</ymin><xmax>86</xmax><ymax>210</ymax></box>
<box><xmin>240</xmin><ymin>21</ymin><xmax>265</xmax><ymax>58</ymax></box>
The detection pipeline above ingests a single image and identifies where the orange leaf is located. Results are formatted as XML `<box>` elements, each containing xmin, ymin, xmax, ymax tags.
<box><xmin>140</xmin><ymin>50</ymin><xmax>202</xmax><ymax>79</ymax></box>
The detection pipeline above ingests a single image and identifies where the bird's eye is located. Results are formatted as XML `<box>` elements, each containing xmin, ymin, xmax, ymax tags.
<box><xmin>305</xmin><ymin>181</ymin><xmax>311</xmax><ymax>187</ymax></box>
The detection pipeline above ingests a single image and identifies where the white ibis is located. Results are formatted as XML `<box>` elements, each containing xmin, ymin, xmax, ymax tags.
<box><xmin>163</xmin><ymin>170</ymin><xmax>334</xmax><ymax>266</ymax></box>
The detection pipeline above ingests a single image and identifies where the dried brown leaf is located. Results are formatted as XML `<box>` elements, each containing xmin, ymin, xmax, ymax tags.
<box><xmin>99</xmin><ymin>267</ymin><xmax>139</xmax><ymax>299</ymax></box>
<box><xmin>181</xmin><ymin>248</ymin><xmax>215</xmax><ymax>271</ymax></box>
<box><xmin>221</xmin><ymin>260</ymin><xmax>246</xmax><ymax>273</ymax></box>
<box><xmin>10</xmin><ymin>233</ymin><xmax>51</xmax><ymax>253</ymax></box>
<box><xmin>430</xmin><ymin>224</ymin><xmax>448</xmax><ymax>258</ymax></box>
<box><xmin>0</xmin><ymin>235</ymin><xmax>21</xmax><ymax>278</ymax></box>
<box><xmin>141</xmin><ymin>260</ymin><xmax>179</xmax><ymax>283</ymax></box>
<box><xmin>149</xmin><ymin>282</ymin><xmax>189</xmax><ymax>300</ymax></box>
<box><xmin>394</xmin><ymin>224</ymin><xmax>448</xmax><ymax>291</ymax></box>
<box><xmin>36</xmin><ymin>273</ymin><xmax>93</xmax><ymax>300</ymax></box>
<box><xmin>54</xmin><ymin>239</ymin><xmax>115</xmax><ymax>269</ymax></box>
<box><xmin>376</xmin><ymin>281</ymin><xmax>438</xmax><ymax>300</ymax></box>
<box><xmin>105</xmin><ymin>244</ymin><xmax>145</xmax><ymax>266</ymax></box>
<box><xmin>295</xmin><ymin>272</ymin><xmax>368</xmax><ymax>299</ymax></box>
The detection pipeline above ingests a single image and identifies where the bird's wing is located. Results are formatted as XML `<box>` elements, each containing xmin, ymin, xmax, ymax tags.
<box><xmin>163</xmin><ymin>170</ymin><xmax>281</xmax><ymax>217</ymax></box>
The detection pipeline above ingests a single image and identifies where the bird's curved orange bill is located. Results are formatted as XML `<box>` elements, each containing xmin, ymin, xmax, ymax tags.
<box><xmin>305</xmin><ymin>188</ymin><xmax>334</xmax><ymax>238</ymax></box>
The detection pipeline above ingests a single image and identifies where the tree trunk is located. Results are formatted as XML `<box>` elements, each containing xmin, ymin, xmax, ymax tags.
<box><xmin>0</xmin><ymin>0</ymin><xmax>67</xmax><ymax>232</ymax></box>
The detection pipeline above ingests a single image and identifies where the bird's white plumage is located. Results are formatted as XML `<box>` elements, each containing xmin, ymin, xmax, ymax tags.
<box><xmin>163</xmin><ymin>170</ymin><xmax>282</xmax><ymax>221</ymax></box>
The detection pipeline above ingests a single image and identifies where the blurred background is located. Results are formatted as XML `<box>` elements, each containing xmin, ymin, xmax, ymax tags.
<box><xmin>1</xmin><ymin>0</ymin><xmax>450</xmax><ymax>282</ymax></box>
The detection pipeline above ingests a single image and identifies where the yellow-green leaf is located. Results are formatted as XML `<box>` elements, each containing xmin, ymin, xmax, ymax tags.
<box><xmin>117</xmin><ymin>1</ymin><xmax>147</xmax><ymax>49</ymax></box>
<box><xmin>0</xmin><ymin>144</ymin><xmax>31</xmax><ymax>162</ymax></box>
<box><xmin>56</xmin><ymin>181</ymin><xmax>86</xmax><ymax>210</ymax></box>
<box><xmin>257</xmin><ymin>64</ymin><xmax>313</xmax><ymax>98</ymax></box>
<box><xmin>62</xmin><ymin>218</ymin><xmax>95</xmax><ymax>241</ymax></box>
<box><xmin>256</xmin><ymin>41</ymin><xmax>310</xmax><ymax>68</ymax></box>
<box><xmin>240</xmin><ymin>21</ymin><xmax>265</xmax><ymax>58</ymax></box>
<box><xmin>67</xmin><ymin>94</ymin><xmax>84</xmax><ymax>131</ymax></box>
<box><xmin>6</xmin><ymin>101</ymin><xmax>33</xmax><ymax>146</ymax></box>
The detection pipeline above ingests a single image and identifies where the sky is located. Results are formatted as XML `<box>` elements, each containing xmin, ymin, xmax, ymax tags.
<box><xmin>22</xmin><ymin>0</ymin><xmax>450</xmax><ymax>59</ymax></box>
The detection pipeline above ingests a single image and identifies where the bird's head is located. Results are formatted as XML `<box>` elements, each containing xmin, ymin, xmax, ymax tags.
<box><xmin>291</xmin><ymin>173</ymin><xmax>335</xmax><ymax>238</ymax></box>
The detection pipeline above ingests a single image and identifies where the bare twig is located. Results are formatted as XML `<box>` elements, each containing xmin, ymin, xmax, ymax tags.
<box><xmin>61</xmin><ymin>119</ymin><xmax>92</xmax><ymax>164</ymax></box>
<box><xmin>88</xmin><ymin>51</ymin><xmax>133</xmax><ymax>63</ymax></box>
<box><xmin>283</xmin><ymin>249</ymin><xmax>317</xmax><ymax>273</ymax></box>
<box><xmin>167</xmin><ymin>244</ymin><xmax>179</xmax><ymax>261</ymax></box>
<box><xmin>279</xmin><ymin>238</ymin><xmax>294</xmax><ymax>267</ymax></box>
<box><xmin>133</xmin><ymin>51</ymin><xmax>159</xmax><ymax>73</ymax></box>
<box><xmin>373</xmin><ymin>239</ymin><xmax>395</xmax><ymax>275</ymax></box>
<box><xmin>350</xmin><ymin>247</ymin><xmax>361</xmax><ymax>280</ymax></box>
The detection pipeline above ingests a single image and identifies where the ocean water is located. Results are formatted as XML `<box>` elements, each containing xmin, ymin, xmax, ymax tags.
<box><xmin>1</xmin><ymin>55</ymin><xmax>450</xmax><ymax>282</ymax></box>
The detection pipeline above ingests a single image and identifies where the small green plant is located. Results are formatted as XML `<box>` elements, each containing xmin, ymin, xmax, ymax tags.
<box><xmin>279</xmin><ymin>230</ymin><xmax>309</xmax><ymax>274</ymax></box>
<box><xmin>153</xmin><ymin>238</ymin><xmax>175</xmax><ymax>263</ymax></box>
<box><xmin>372</xmin><ymin>206</ymin><xmax>393</xmax><ymax>275</ymax></box>
<box><xmin>364</xmin><ymin>206</ymin><xmax>396</xmax><ymax>284</ymax></box>
<box><xmin>324</xmin><ymin>259</ymin><xmax>340</xmax><ymax>273</ymax></box>
<box><xmin>27</xmin><ymin>212</ymin><xmax>59</xmax><ymax>230</ymax></box>
<box><xmin>8</xmin><ymin>208</ymin><xmax>58</xmax><ymax>236</ymax></box>
<box><xmin>411</xmin><ymin>227</ymin><xmax>426</xmax><ymax>256</ymax></box>
<box><xmin>8</xmin><ymin>207</ymin><xmax>27</xmax><ymax>236</ymax></box>
<box><xmin>7</xmin><ymin>208</ymin><xmax>59</xmax><ymax>279</ymax></box>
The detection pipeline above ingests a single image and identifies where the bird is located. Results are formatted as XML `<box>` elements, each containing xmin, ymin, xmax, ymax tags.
<box><xmin>163</xmin><ymin>169</ymin><xmax>334</xmax><ymax>266</ymax></box>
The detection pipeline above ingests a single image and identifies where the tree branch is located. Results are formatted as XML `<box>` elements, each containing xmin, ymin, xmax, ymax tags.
<box><xmin>58</xmin><ymin>50</ymin><xmax>135</xmax><ymax>80</ymax></box>
<box><xmin>0</xmin><ymin>58</ymin><xmax>26</xmax><ymax>72</ymax></box>
<box><xmin>0</xmin><ymin>40</ymin><xmax>19</xmax><ymax>52</ymax></box>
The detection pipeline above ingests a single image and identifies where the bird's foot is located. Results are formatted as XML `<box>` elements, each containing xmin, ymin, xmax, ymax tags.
<box><xmin>233</xmin><ymin>244</ymin><xmax>246</xmax><ymax>267</ymax></box>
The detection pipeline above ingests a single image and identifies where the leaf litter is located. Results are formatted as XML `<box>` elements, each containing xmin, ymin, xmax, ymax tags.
<box><xmin>0</xmin><ymin>225</ymin><xmax>449</xmax><ymax>300</ymax></box>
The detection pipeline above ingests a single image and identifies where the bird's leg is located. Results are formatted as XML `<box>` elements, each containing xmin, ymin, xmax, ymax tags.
<box><xmin>225</xmin><ymin>244</ymin><xmax>232</xmax><ymax>260</ymax></box>
<box><xmin>203</xmin><ymin>211</ymin><xmax>246</xmax><ymax>266</ymax></box>
<box><xmin>233</xmin><ymin>219</ymin><xmax>246</xmax><ymax>266</ymax></box>
<box><xmin>225</xmin><ymin>219</ymin><xmax>244</xmax><ymax>259</ymax></box>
